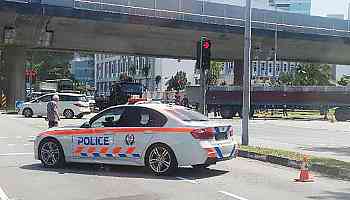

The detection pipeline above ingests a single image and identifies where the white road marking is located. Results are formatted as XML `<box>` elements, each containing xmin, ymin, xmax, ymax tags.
<box><xmin>0</xmin><ymin>137</ymin><xmax>8</xmax><ymax>139</ymax></box>
<box><xmin>0</xmin><ymin>185</ymin><xmax>10</xmax><ymax>200</ymax></box>
<box><xmin>175</xmin><ymin>177</ymin><xmax>199</xmax><ymax>184</ymax></box>
<box><xmin>23</xmin><ymin>143</ymin><xmax>32</xmax><ymax>146</ymax></box>
<box><xmin>0</xmin><ymin>153</ymin><xmax>33</xmax><ymax>156</ymax></box>
<box><xmin>219</xmin><ymin>191</ymin><xmax>249</xmax><ymax>200</ymax></box>
<box><xmin>7</xmin><ymin>144</ymin><xmax>15</xmax><ymax>147</ymax></box>
<box><xmin>15</xmin><ymin>136</ymin><xmax>22</xmax><ymax>139</ymax></box>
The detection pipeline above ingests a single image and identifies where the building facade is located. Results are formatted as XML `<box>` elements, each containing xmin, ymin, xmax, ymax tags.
<box><xmin>94</xmin><ymin>55</ymin><xmax>197</xmax><ymax>95</ymax></box>
<box><xmin>70</xmin><ymin>56</ymin><xmax>95</xmax><ymax>87</ymax></box>
<box><xmin>94</xmin><ymin>54</ymin><xmax>159</xmax><ymax>96</ymax></box>
<box><xmin>251</xmin><ymin>60</ymin><xmax>297</xmax><ymax>81</ymax></box>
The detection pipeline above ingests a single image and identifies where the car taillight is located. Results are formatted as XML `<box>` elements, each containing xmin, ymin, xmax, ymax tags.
<box><xmin>191</xmin><ymin>128</ymin><xmax>215</xmax><ymax>140</ymax></box>
<box><xmin>228</xmin><ymin>126</ymin><xmax>234</xmax><ymax>137</ymax></box>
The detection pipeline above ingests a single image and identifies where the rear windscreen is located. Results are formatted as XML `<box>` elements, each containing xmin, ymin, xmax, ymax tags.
<box><xmin>166</xmin><ymin>108</ymin><xmax>208</xmax><ymax>122</ymax></box>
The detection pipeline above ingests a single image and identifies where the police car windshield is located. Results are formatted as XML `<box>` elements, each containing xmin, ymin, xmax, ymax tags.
<box><xmin>166</xmin><ymin>109</ymin><xmax>208</xmax><ymax>122</ymax></box>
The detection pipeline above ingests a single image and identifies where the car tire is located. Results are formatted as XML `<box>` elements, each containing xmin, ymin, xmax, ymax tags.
<box><xmin>145</xmin><ymin>143</ymin><xmax>178</xmax><ymax>176</ymax></box>
<box><xmin>23</xmin><ymin>108</ymin><xmax>33</xmax><ymax>118</ymax></box>
<box><xmin>63</xmin><ymin>109</ymin><xmax>74</xmax><ymax>119</ymax></box>
<box><xmin>192</xmin><ymin>164</ymin><xmax>210</xmax><ymax>170</ymax></box>
<box><xmin>39</xmin><ymin>138</ymin><xmax>65</xmax><ymax>168</ymax></box>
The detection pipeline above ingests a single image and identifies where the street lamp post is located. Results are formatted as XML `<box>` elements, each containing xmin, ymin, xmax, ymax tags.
<box><xmin>273</xmin><ymin>3</ymin><xmax>278</xmax><ymax>79</ymax></box>
<box><xmin>242</xmin><ymin>0</ymin><xmax>252</xmax><ymax>146</ymax></box>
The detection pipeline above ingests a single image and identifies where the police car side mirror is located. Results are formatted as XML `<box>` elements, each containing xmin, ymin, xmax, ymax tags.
<box><xmin>81</xmin><ymin>121</ymin><xmax>91</xmax><ymax>128</ymax></box>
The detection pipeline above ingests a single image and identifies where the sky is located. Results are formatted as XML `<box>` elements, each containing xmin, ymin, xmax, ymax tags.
<box><xmin>311</xmin><ymin>0</ymin><xmax>350</xmax><ymax>18</ymax></box>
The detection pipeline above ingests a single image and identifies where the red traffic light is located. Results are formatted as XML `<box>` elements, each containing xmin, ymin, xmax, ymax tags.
<box><xmin>203</xmin><ymin>41</ymin><xmax>210</xmax><ymax>49</ymax></box>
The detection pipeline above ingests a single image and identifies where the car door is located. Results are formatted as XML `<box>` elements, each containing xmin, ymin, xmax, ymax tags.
<box><xmin>58</xmin><ymin>95</ymin><xmax>70</xmax><ymax>116</ymax></box>
<box><xmin>116</xmin><ymin>107</ymin><xmax>166</xmax><ymax>165</ymax></box>
<box><xmin>70</xmin><ymin>107</ymin><xmax>125</xmax><ymax>162</ymax></box>
<box><xmin>33</xmin><ymin>94</ymin><xmax>52</xmax><ymax>116</ymax></box>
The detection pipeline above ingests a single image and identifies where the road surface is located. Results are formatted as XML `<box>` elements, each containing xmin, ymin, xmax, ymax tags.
<box><xmin>0</xmin><ymin>113</ymin><xmax>349</xmax><ymax>200</ymax></box>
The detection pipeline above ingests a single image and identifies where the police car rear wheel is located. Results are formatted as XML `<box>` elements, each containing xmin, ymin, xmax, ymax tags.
<box><xmin>146</xmin><ymin>144</ymin><xmax>177</xmax><ymax>176</ymax></box>
<box><xmin>39</xmin><ymin>139</ymin><xmax>65</xmax><ymax>168</ymax></box>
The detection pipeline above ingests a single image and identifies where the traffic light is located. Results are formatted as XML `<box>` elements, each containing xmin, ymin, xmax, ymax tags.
<box><xmin>196</xmin><ymin>37</ymin><xmax>211</xmax><ymax>70</ymax></box>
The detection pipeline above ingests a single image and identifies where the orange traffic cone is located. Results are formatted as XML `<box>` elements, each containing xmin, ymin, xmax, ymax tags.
<box><xmin>295</xmin><ymin>155</ymin><xmax>314</xmax><ymax>182</ymax></box>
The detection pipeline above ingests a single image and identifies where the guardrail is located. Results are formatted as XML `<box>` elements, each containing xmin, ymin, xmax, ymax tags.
<box><xmin>73</xmin><ymin>0</ymin><xmax>350</xmax><ymax>37</ymax></box>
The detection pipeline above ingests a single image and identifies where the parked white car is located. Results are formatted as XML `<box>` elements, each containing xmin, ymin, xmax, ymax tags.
<box><xmin>20</xmin><ymin>93</ymin><xmax>91</xmax><ymax>119</ymax></box>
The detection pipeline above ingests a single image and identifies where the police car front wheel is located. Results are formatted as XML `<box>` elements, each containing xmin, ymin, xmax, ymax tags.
<box><xmin>145</xmin><ymin>144</ymin><xmax>177</xmax><ymax>176</ymax></box>
<box><xmin>39</xmin><ymin>138</ymin><xmax>65</xmax><ymax>168</ymax></box>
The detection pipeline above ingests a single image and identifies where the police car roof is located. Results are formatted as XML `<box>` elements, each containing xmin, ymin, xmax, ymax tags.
<box><xmin>46</xmin><ymin>93</ymin><xmax>85</xmax><ymax>96</ymax></box>
<box><xmin>110</xmin><ymin>103</ymin><xmax>184</xmax><ymax>111</ymax></box>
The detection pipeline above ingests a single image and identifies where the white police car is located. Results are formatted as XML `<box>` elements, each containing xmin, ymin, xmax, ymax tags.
<box><xmin>34</xmin><ymin>104</ymin><xmax>238</xmax><ymax>175</ymax></box>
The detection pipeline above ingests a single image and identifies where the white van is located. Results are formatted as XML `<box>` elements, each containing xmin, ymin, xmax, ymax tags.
<box><xmin>20</xmin><ymin>93</ymin><xmax>91</xmax><ymax>119</ymax></box>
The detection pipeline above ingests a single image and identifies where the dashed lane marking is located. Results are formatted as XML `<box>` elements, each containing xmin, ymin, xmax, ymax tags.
<box><xmin>218</xmin><ymin>191</ymin><xmax>249</xmax><ymax>200</ymax></box>
<box><xmin>15</xmin><ymin>136</ymin><xmax>22</xmax><ymax>139</ymax></box>
<box><xmin>7</xmin><ymin>144</ymin><xmax>15</xmax><ymax>147</ymax></box>
<box><xmin>0</xmin><ymin>185</ymin><xmax>10</xmax><ymax>200</ymax></box>
<box><xmin>23</xmin><ymin>144</ymin><xmax>32</xmax><ymax>146</ymax></box>
<box><xmin>175</xmin><ymin>177</ymin><xmax>199</xmax><ymax>184</ymax></box>
<box><xmin>0</xmin><ymin>137</ymin><xmax>8</xmax><ymax>139</ymax></box>
<box><xmin>0</xmin><ymin>153</ymin><xmax>33</xmax><ymax>156</ymax></box>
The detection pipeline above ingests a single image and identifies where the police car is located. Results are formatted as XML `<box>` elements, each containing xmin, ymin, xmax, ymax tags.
<box><xmin>34</xmin><ymin>104</ymin><xmax>238</xmax><ymax>175</ymax></box>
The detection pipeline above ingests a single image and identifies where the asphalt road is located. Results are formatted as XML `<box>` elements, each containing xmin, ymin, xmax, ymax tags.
<box><xmin>0</xmin><ymin>114</ymin><xmax>349</xmax><ymax>200</ymax></box>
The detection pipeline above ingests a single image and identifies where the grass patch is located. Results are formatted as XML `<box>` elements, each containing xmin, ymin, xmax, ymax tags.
<box><xmin>240</xmin><ymin>145</ymin><xmax>350</xmax><ymax>170</ymax></box>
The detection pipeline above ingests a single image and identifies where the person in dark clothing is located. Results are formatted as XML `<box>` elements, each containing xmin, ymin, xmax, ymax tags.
<box><xmin>174</xmin><ymin>92</ymin><xmax>181</xmax><ymax>105</ymax></box>
<box><xmin>181</xmin><ymin>95</ymin><xmax>189</xmax><ymax>108</ymax></box>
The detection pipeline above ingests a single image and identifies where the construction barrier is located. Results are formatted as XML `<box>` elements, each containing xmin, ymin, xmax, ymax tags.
<box><xmin>0</xmin><ymin>90</ymin><xmax>6</xmax><ymax>109</ymax></box>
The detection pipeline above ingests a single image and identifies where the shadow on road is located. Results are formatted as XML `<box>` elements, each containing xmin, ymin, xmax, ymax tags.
<box><xmin>20</xmin><ymin>163</ymin><xmax>229</xmax><ymax>180</ymax></box>
<box><xmin>299</xmin><ymin>146</ymin><xmax>350</xmax><ymax>157</ymax></box>
<box><xmin>307</xmin><ymin>189</ymin><xmax>350</xmax><ymax>200</ymax></box>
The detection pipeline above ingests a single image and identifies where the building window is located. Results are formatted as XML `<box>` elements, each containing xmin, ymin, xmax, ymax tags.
<box><xmin>269</xmin><ymin>67</ymin><xmax>272</xmax><ymax>73</ymax></box>
<box><xmin>254</xmin><ymin>67</ymin><xmax>257</xmax><ymax>72</ymax></box>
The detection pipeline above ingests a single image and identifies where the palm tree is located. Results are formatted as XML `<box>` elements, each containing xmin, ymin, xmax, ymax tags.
<box><xmin>142</xmin><ymin>65</ymin><xmax>151</xmax><ymax>90</ymax></box>
<box><xmin>129</xmin><ymin>64</ymin><xmax>136</xmax><ymax>82</ymax></box>
<box><xmin>155</xmin><ymin>75</ymin><xmax>161</xmax><ymax>90</ymax></box>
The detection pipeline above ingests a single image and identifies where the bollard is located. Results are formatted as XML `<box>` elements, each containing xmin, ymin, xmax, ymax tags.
<box><xmin>1</xmin><ymin>91</ymin><xmax>6</xmax><ymax>109</ymax></box>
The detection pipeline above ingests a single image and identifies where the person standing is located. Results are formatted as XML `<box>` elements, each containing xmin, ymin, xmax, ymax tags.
<box><xmin>181</xmin><ymin>95</ymin><xmax>189</xmax><ymax>108</ymax></box>
<box><xmin>47</xmin><ymin>94</ymin><xmax>60</xmax><ymax>128</ymax></box>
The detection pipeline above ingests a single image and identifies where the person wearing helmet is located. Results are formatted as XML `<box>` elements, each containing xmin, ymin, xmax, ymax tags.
<box><xmin>47</xmin><ymin>94</ymin><xmax>60</xmax><ymax>128</ymax></box>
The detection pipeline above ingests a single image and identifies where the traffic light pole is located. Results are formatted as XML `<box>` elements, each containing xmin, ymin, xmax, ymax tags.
<box><xmin>199</xmin><ymin>38</ymin><xmax>207</xmax><ymax>116</ymax></box>
<box><xmin>242</xmin><ymin>0</ymin><xmax>252</xmax><ymax>146</ymax></box>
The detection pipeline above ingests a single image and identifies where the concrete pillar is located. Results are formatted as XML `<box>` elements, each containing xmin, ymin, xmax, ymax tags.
<box><xmin>234</xmin><ymin>60</ymin><xmax>243</xmax><ymax>86</ymax></box>
<box><xmin>3</xmin><ymin>46</ymin><xmax>26</xmax><ymax>108</ymax></box>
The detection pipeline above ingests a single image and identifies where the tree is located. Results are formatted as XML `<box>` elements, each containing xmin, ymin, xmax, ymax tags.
<box><xmin>155</xmin><ymin>75</ymin><xmax>161</xmax><ymax>89</ymax></box>
<box><xmin>142</xmin><ymin>65</ymin><xmax>151</xmax><ymax>90</ymax></box>
<box><xmin>119</xmin><ymin>73</ymin><xmax>133</xmax><ymax>82</ymax></box>
<box><xmin>27</xmin><ymin>51</ymin><xmax>74</xmax><ymax>81</ymax></box>
<box><xmin>338</xmin><ymin>75</ymin><xmax>350</xmax><ymax>86</ymax></box>
<box><xmin>129</xmin><ymin>64</ymin><xmax>136</xmax><ymax>82</ymax></box>
<box><xmin>279</xmin><ymin>72</ymin><xmax>293</xmax><ymax>86</ymax></box>
<box><xmin>166</xmin><ymin>71</ymin><xmax>187</xmax><ymax>91</ymax></box>
<box><xmin>207</xmin><ymin>61</ymin><xmax>224</xmax><ymax>85</ymax></box>
<box><xmin>278</xmin><ymin>63</ymin><xmax>333</xmax><ymax>86</ymax></box>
